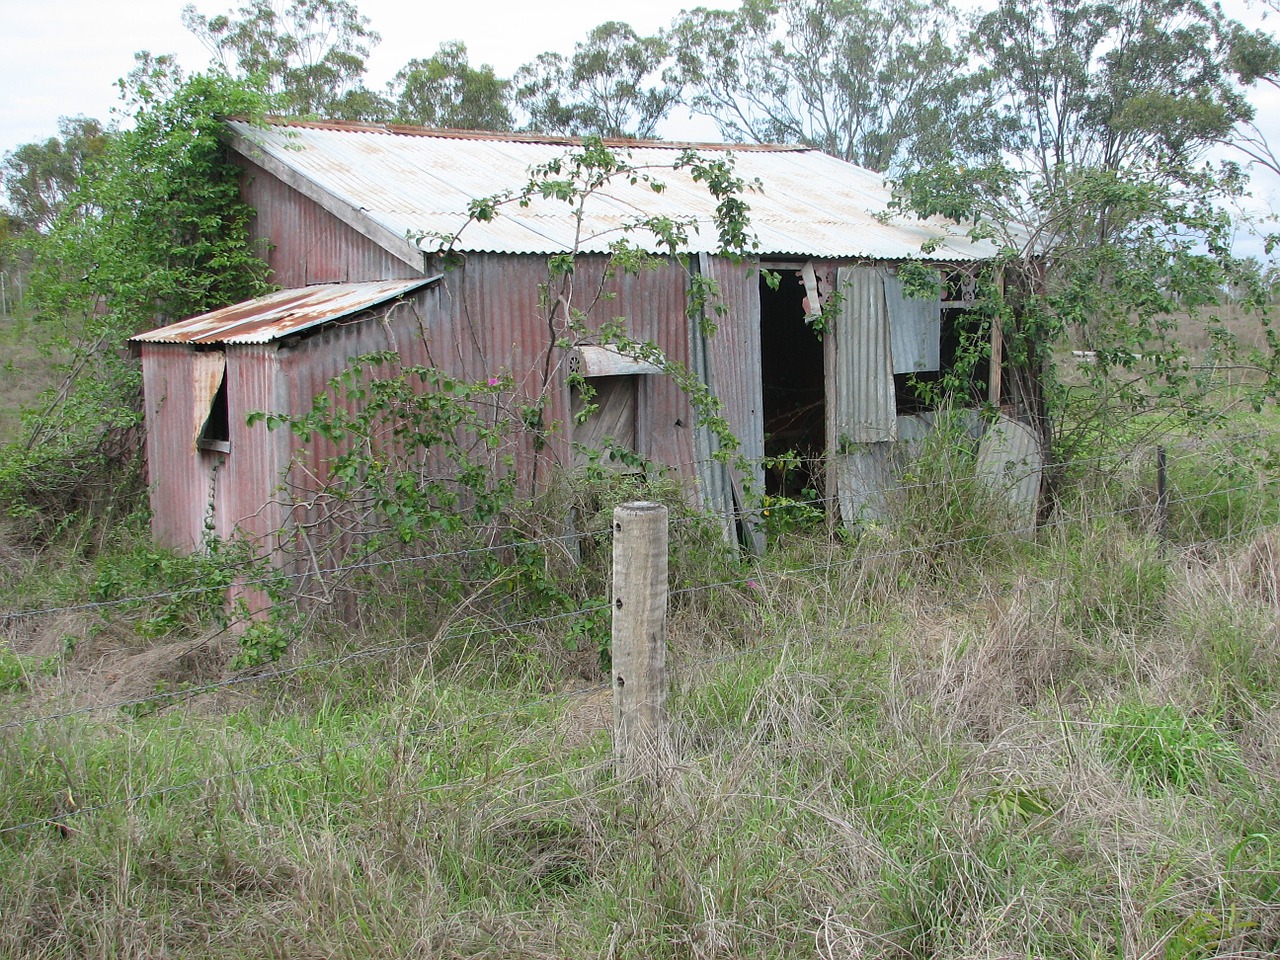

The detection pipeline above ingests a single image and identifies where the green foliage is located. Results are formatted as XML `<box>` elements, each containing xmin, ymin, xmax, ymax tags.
<box><xmin>390</xmin><ymin>41</ymin><xmax>512</xmax><ymax>130</ymax></box>
<box><xmin>260</xmin><ymin>356</ymin><xmax>524</xmax><ymax>555</ymax></box>
<box><xmin>0</xmin><ymin>648</ymin><xmax>30</xmax><ymax>693</ymax></box>
<box><xmin>1</xmin><ymin>68</ymin><xmax>273</xmax><ymax>540</ymax></box>
<box><xmin>0</xmin><ymin>116</ymin><xmax>109</xmax><ymax>234</ymax></box>
<box><xmin>672</xmin><ymin>0</ymin><xmax>982</xmax><ymax>172</ymax></box>
<box><xmin>181</xmin><ymin>0</ymin><xmax>386</xmax><ymax>118</ymax></box>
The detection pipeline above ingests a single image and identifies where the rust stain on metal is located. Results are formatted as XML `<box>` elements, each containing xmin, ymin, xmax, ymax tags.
<box><xmin>132</xmin><ymin>278</ymin><xmax>437</xmax><ymax>346</ymax></box>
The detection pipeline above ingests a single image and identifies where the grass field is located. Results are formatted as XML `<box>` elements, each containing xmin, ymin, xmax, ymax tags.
<box><xmin>2</xmin><ymin>419</ymin><xmax>1279</xmax><ymax>959</ymax></box>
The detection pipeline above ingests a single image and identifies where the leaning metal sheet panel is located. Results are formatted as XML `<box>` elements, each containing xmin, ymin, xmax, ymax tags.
<box><xmin>977</xmin><ymin>413</ymin><xmax>1043</xmax><ymax>526</ymax></box>
<box><xmin>227</xmin><ymin>120</ymin><xmax>1001</xmax><ymax>261</ymax></box>
<box><xmin>839</xmin><ymin>443</ymin><xmax>895</xmax><ymax>523</ymax></box>
<box><xmin>883</xmin><ymin>270</ymin><xmax>941</xmax><ymax>374</ymax></box>
<box><xmin>702</xmin><ymin>254</ymin><xmax>766</xmax><ymax>498</ymax></box>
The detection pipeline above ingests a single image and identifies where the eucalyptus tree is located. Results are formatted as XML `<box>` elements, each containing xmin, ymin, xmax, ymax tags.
<box><xmin>181</xmin><ymin>0</ymin><xmax>387</xmax><ymax>118</ymax></box>
<box><xmin>514</xmin><ymin>21</ymin><xmax>682</xmax><ymax>139</ymax></box>
<box><xmin>0</xmin><ymin>116</ymin><xmax>109</xmax><ymax>234</ymax></box>
<box><xmin>390</xmin><ymin>41</ymin><xmax>513</xmax><ymax>131</ymax></box>
<box><xmin>671</xmin><ymin>0</ymin><xmax>980</xmax><ymax>172</ymax></box>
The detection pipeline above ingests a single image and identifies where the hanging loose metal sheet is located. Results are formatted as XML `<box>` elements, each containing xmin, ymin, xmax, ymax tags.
<box><xmin>830</xmin><ymin>265</ymin><xmax>897</xmax><ymax>529</ymax></box>
<box><xmin>883</xmin><ymin>270</ymin><xmax>941</xmax><ymax>374</ymax></box>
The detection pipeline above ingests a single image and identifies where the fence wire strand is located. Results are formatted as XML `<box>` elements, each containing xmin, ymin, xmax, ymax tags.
<box><xmin>1</xmin><ymin>477</ymin><xmax>1272</xmax><ymax>734</ymax></box>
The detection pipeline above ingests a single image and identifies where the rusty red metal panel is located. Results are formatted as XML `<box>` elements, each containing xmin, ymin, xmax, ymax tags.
<box><xmin>143</xmin><ymin>254</ymin><xmax>714</xmax><ymax>564</ymax></box>
<box><xmin>219</xmin><ymin>345</ymin><xmax>288</xmax><ymax>551</ymax></box>
<box><xmin>141</xmin><ymin>343</ymin><xmax>220</xmax><ymax>551</ymax></box>
<box><xmin>451</xmin><ymin>253</ymin><xmax>699</xmax><ymax>493</ymax></box>
<box><xmin>238</xmin><ymin>157</ymin><xmax>424</xmax><ymax>286</ymax></box>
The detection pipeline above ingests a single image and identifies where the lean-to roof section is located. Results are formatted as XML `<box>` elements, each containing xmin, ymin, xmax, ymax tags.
<box><xmin>130</xmin><ymin>278</ymin><xmax>438</xmax><ymax>346</ymax></box>
<box><xmin>226</xmin><ymin>119</ymin><xmax>1000</xmax><ymax>262</ymax></box>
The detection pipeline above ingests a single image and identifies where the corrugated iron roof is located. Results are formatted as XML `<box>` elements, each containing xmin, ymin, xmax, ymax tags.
<box><xmin>227</xmin><ymin>119</ymin><xmax>1000</xmax><ymax>262</ymax></box>
<box><xmin>130</xmin><ymin>277</ymin><xmax>438</xmax><ymax>345</ymax></box>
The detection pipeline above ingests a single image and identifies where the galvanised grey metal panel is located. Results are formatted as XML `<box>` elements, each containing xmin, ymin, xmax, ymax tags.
<box><xmin>884</xmin><ymin>270</ymin><xmax>941</xmax><ymax>374</ymax></box>
<box><xmin>834</xmin><ymin>266</ymin><xmax>896</xmax><ymax>444</ymax></box>
<box><xmin>977</xmin><ymin>413</ymin><xmax>1043</xmax><ymax>526</ymax></box>
<box><xmin>239</xmin><ymin>157</ymin><xmax>425</xmax><ymax>286</ymax></box>
<box><xmin>836</xmin><ymin>442</ymin><xmax>895</xmax><ymax>523</ymax></box>
<box><xmin>227</xmin><ymin>120</ymin><xmax>1001</xmax><ymax>262</ymax></box>
<box><xmin>830</xmin><ymin>265</ymin><xmax>897</xmax><ymax>529</ymax></box>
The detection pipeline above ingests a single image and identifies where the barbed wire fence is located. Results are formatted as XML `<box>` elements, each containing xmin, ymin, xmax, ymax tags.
<box><xmin>1</xmin><ymin>431</ymin><xmax>1277</xmax><ymax>839</ymax></box>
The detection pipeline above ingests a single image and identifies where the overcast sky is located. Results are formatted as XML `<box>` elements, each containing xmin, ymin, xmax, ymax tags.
<box><xmin>0</xmin><ymin>0</ymin><xmax>721</xmax><ymax>153</ymax></box>
<box><xmin>2</xmin><ymin>0</ymin><xmax>1279</xmax><ymax>256</ymax></box>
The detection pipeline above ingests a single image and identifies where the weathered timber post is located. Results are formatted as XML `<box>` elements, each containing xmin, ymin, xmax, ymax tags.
<box><xmin>611</xmin><ymin>501</ymin><xmax>669</xmax><ymax>779</ymax></box>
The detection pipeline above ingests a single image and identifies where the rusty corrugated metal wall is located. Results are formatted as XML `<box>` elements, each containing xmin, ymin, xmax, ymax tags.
<box><xmin>449</xmin><ymin>253</ymin><xmax>699</xmax><ymax>492</ymax></box>
<box><xmin>142</xmin><ymin>344</ymin><xmax>221</xmax><ymax>551</ymax></box>
<box><xmin>220</xmin><ymin>345</ymin><xmax>289</xmax><ymax>548</ymax></box>
<box><xmin>239</xmin><ymin>158</ymin><xmax>424</xmax><ymax>287</ymax></box>
<box><xmin>691</xmin><ymin>254</ymin><xmax>764</xmax><ymax>548</ymax></box>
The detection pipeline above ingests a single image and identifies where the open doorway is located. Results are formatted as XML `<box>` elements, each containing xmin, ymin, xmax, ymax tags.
<box><xmin>760</xmin><ymin>267</ymin><xmax>825</xmax><ymax>498</ymax></box>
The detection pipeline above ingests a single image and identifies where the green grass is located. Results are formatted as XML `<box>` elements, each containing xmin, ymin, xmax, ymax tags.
<box><xmin>0</xmin><ymin>311</ymin><xmax>65</xmax><ymax>446</ymax></box>
<box><xmin>2</xmin><ymin>426</ymin><xmax>1280</xmax><ymax>958</ymax></box>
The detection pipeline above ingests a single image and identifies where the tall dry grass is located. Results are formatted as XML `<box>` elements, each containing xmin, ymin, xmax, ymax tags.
<box><xmin>2</xmin><ymin>426</ymin><xmax>1280</xmax><ymax>959</ymax></box>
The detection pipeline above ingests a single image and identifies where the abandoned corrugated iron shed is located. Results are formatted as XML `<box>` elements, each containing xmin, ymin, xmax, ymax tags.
<box><xmin>133</xmin><ymin>118</ymin><xmax>1040</xmax><ymax>562</ymax></box>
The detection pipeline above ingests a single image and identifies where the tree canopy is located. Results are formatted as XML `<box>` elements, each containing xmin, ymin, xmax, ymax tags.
<box><xmin>181</xmin><ymin>0</ymin><xmax>383</xmax><ymax>118</ymax></box>
<box><xmin>513</xmin><ymin>22</ymin><xmax>682</xmax><ymax>139</ymax></box>
<box><xmin>672</xmin><ymin>0</ymin><xmax>982</xmax><ymax>171</ymax></box>
<box><xmin>390</xmin><ymin>42</ymin><xmax>512</xmax><ymax>131</ymax></box>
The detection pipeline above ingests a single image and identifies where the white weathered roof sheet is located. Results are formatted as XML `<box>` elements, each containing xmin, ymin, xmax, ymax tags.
<box><xmin>227</xmin><ymin>120</ymin><xmax>998</xmax><ymax>262</ymax></box>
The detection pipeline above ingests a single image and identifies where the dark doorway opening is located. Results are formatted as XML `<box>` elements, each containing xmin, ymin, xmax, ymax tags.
<box><xmin>760</xmin><ymin>268</ymin><xmax>825</xmax><ymax>498</ymax></box>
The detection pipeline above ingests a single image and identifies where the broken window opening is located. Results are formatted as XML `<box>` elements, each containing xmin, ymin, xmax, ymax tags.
<box><xmin>892</xmin><ymin>268</ymin><xmax>996</xmax><ymax>413</ymax></box>
<box><xmin>197</xmin><ymin>372</ymin><xmax>231</xmax><ymax>454</ymax></box>
<box><xmin>571</xmin><ymin>375</ymin><xmax>641</xmax><ymax>473</ymax></box>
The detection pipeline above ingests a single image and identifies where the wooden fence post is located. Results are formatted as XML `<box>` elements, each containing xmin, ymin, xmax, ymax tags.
<box><xmin>611</xmin><ymin>501</ymin><xmax>669</xmax><ymax>779</ymax></box>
